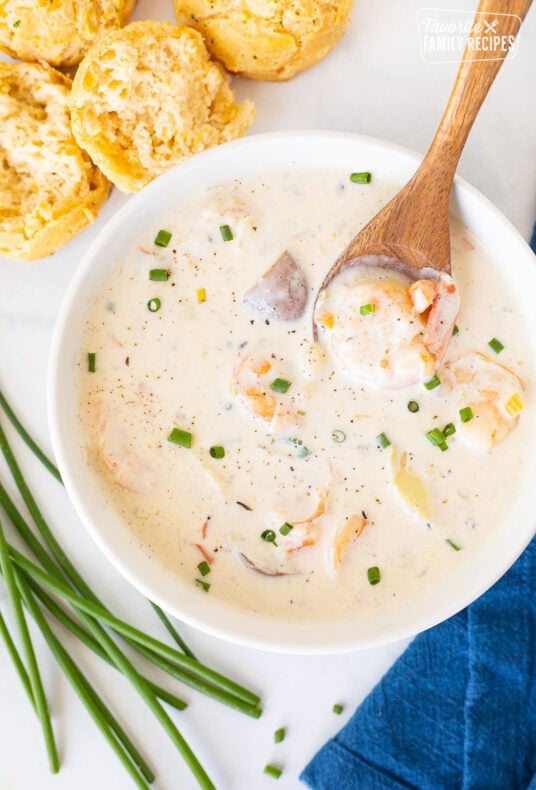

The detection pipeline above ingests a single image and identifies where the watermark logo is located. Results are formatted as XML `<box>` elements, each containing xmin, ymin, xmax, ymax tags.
<box><xmin>417</xmin><ymin>8</ymin><xmax>520</xmax><ymax>63</ymax></box>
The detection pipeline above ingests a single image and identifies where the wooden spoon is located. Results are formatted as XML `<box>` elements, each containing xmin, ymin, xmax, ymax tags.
<box><xmin>314</xmin><ymin>0</ymin><xmax>532</xmax><ymax>335</ymax></box>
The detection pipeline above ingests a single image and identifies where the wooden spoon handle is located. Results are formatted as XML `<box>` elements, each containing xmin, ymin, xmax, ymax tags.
<box><xmin>426</xmin><ymin>0</ymin><xmax>532</xmax><ymax>173</ymax></box>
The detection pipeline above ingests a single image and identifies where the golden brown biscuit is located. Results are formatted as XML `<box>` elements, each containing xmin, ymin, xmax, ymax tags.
<box><xmin>0</xmin><ymin>62</ymin><xmax>110</xmax><ymax>262</ymax></box>
<box><xmin>70</xmin><ymin>21</ymin><xmax>255</xmax><ymax>193</ymax></box>
<box><xmin>0</xmin><ymin>0</ymin><xmax>136</xmax><ymax>67</ymax></box>
<box><xmin>173</xmin><ymin>0</ymin><xmax>353</xmax><ymax>81</ymax></box>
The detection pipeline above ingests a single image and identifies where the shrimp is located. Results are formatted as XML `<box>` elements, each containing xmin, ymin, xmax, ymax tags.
<box><xmin>232</xmin><ymin>353</ymin><xmax>303</xmax><ymax>434</ymax></box>
<box><xmin>97</xmin><ymin>409</ymin><xmax>154</xmax><ymax>494</ymax></box>
<box><xmin>272</xmin><ymin>490</ymin><xmax>327</xmax><ymax>553</ymax></box>
<box><xmin>330</xmin><ymin>513</ymin><xmax>368</xmax><ymax>572</ymax></box>
<box><xmin>442</xmin><ymin>352</ymin><xmax>525</xmax><ymax>451</ymax></box>
<box><xmin>316</xmin><ymin>271</ymin><xmax>460</xmax><ymax>389</ymax></box>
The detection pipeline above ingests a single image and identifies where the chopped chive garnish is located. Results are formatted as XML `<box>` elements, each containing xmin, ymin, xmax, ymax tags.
<box><xmin>331</xmin><ymin>429</ymin><xmax>346</xmax><ymax>443</ymax></box>
<box><xmin>195</xmin><ymin>579</ymin><xmax>210</xmax><ymax>592</ymax></box>
<box><xmin>350</xmin><ymin>172</ymin><xmax>372</xmax><ymax>184</ymax></box>
<box><xmin>260</xmin><ymin>529</ymin><xmax>277</xmax><ymax>546</ymax></box>
<box><xmin>149</xmin><ymin>269</ymin><xmax>169</xmax><ymax>281</ymax></box>
<box><xmin>279</xmin><ymin>522</ymin><xmax>293</xmax><ymax>536</ymax></box>
<box><xmin>274</xmin><ymin>727</ymin><xmax>286</xmax><ymax>743</ymax></box>
<box><xmin>87</xmin><ymin>352</ymin><xmax>96</xmax><ymax>373</ymax></box>
<box><xmin>377</xmin><ymin>432</ymin><xmax>391</xmax><ymax>448</ymax></box>
<box><xmin>452</xmin><ymin>324</ymin><xmax>459</xmax><ymax>336</ymax></box>
<box><xmin>270</xmin><ymin>378</ymin><xmax>291</xmax><ymax>394</ymax></box>
<box><xmin>459</xmin><ymin>406</ymin><xmax>474</xmax><ymax>423</ymax></box>
<box><xmin>488</xmin><ymin>337</ymin><xmax>504</xmax><ymax>354</ymax></box>
<box><xmin>219</xmin><ymin>224</ymin><xmax>233</xmax><ymax>241</ymax></box>
<box><xmin>168</xmin><ymin>428</ymin><xmax>192</xmax><ymax>448</ymax></box>
<box><xmin>196</xmin><ymin>287</ymin><xmax>207</xmax><ymax>304</ymax></box>
<box><xmin>367</xmin><ymin>566</ymin><xmax>381</xmax><ymax>585</ymax></box>
<box><xmin>299</xmin><ymin>446</ymin><xmax>312</xmax><ymax>458</ymax></box>
<box><xmin>13</xmin><ymin>19</ymin><xmax>20</xmax><ymax>27</ymax></box>
<box><xmin>209</xmin><ymin>445</ymin><xmax>225</xmax><ymax>459</ymax></box>
<box><xmin>264</xmin><ymin>765</ymin><xmax>282</xmax><ymax>779</ymax></box>
<box><xmin>407</xmin><ymin>400</ymin><xmax>420</xmax><ymax>413</ymax></box>
<box><xmin>154</xmin><ymin>229</ymin><xmax>172</xmax><ymax>247</ymax></box>
<box><xmin>426</xmin><ymin>428</ymin><xmax>448</xmax><ymax>449</ymax></box>
<box><xmin>423</xmin><ymin>374</ymin><xmax>441</xmax><ymax>390</ymax></box>
<box><xmin>332</xmin><ymin>703</ymin><xmax>344</xmax><ymax>715</ymax></box>
<box><xmin>442</xmin><ymin>422</ymin><xmax>456</xmax><ymax>438</ymax></box>
<box><xmin>359</xmin><ymin>303</ymin><xmax>376</xmax><ymax>315</ymax></box>
<box><xmin>147</xmin><ymin>297</ymin><xmax>161</xmax><ymax>312</ymax></box>
<box><xmin>446</xmin><ymin>538</ymin><xmax>461</xmax><ymax>551</ymax></box>
<box><xmin>197</xmin><ymin>561</ymin><xmax>211</xmax><ymax>577</ymax></box>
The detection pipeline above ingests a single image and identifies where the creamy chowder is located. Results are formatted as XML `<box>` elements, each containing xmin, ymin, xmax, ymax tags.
<box><xmin>78</xmin><ymin>167</ymin><xmax>534</xmax><ymax>624</ymax></box>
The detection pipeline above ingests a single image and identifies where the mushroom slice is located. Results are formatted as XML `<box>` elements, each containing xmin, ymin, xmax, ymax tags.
<box><xmin>238</xmin><ymin>553</ymin><xmax>294</xmax><ymax>577</ymax></box>
<box><xmin>244</xmin><ymin>251</ymin><xmax>308</xmax><ymax>321</ymax></box>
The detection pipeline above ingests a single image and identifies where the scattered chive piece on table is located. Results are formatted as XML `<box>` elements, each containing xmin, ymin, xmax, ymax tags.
<box><xmin>167</xmin><ymin>428</ymin><xmax>192</xmax><ymax>448</ymax></box>
<box><xmin>279</xmin><ymin>522</ymin><xmax>293</xmax><ymax>536</ymax></box>
<box><xmin>332</xmin><ymin>703</ymin><xmax>344</xmax><ymax>715</ymax></box>
<box><xmin>367</xmin><ymin>566</ymin><xmax>381</xmax><ymax>585</ymax></box>
<box><xmin>459</xmin><ymin>406</ymin><xmax>474</xmax><ymax>423</ymax></box>
<box><xmin>260</xmin><ymin>529</ymin><xmax>277</xmax><ymax>546</ymax></box>
<box><xmin>446</xmin><ymin>538</ymin><xmax>461</xmax><ymax>551</ymax></box>
<box><xmin>149</xmin><ymin>269</ymin><xmax>169</xmax><ymax>282</ymax></box>
<box><xmin>331</xmin><ymin>429</ymin><xmax>346</xmax><ymax>443</ymax></box>
<box><xmin>274</xmin><ymin>728</ymin><xmax>286</xmax><ymax>744</ymax></box>
<box><xmin>219</xmin><ymin>224</ymin><xmax>233</xmax><ymax>242</ymax></box>
<box><xmin>426</xmin><ymin>428</ymin><xmax>448</xmax><ymax>450</ymax></box>
<box><xmin>264</xmin><ymin>765</ymin><xmax>282</xmax><ymax>780</ymax></box>
<box><xmin>407</xmin><ymin>400</ymin><xmax>420</xmax><ymax>413</ymax></box>
<box><xmin>377</xmin><ymin>432</ymin><xmax>391</xmax><ymax>449</ymax></box>
<box><xmin>349</xmin><ymin>172</ymin><xmax>372</xmax><ymax>184</ymax></box>
<box><xmin>423</xmin><ymin>374</ymin><xmax>441</xmax><ymax>390</ymax></box>
<box><xmin>488</xmin><ymin>337</ymin><xmax>504</xmax><ymax>354</ymax></box>
<box><xmin>197</xmin><ymin>561</ymin><xmax>211</xmax><ymax>577</ymax></box>
<box><xmin>147</xmin><ymin>298</ymin><xmax>161</xmax><ymax>313</ymax></box>
<box><xmin>196</xmin><ymin>288</ymin><xmax>207</xmax><ymax>304</ymax></box>
<box><xmin>452</xmin><ymin>324</ymin><xmax>459</xmax><ymax>336</ymax></box>
<box><xmin>87</xmin><ymin>353</ymin><xmax>96</xmax><ymax>373</ymax></box>
<box><xmin>154</xmin><ymin>229</ymin><xmax>172</xmax><ymax>247</ymax></box>
<box><xmin>209</xmin><ymin>445</ymin><xmax>225</xmax><ymax>459</ymax></box>
<box><xmin>195</xmin><ymin>579</ymin><xmax>210</xmax><ymax>592</ymax></box>
<box><xmin>359</xmin><ymin>303</ymin><xmax>376</xmax><ymax>315</ymax></box>
<box><xmin>270</xmin><ymin>378</ymin><xmax>291</xmax><ymax>394</ymax></box>
<box><xmin>443</xmin><ymin>422</ymin><xmax>456</xmax><ymax>438</ymax></box>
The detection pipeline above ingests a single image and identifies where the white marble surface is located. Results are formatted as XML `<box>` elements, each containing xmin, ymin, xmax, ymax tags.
<box><xmin>0</xmin><ymin>1</ymin><xmax>535</xmax><ymax>788</ymax></box>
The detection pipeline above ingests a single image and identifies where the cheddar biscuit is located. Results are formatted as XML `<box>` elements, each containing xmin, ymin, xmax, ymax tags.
<box><xmin>173</xmin><ymin>0</ymin><xmax>353</xmax><ymax>81</ymax></box>
<box><xmin>0</xmin><ymin>62</ymin><xmax>110</xmax><ymax>262</ymax></box>
<box><xmin>0</xmin><ymin>0</ymin><xmax>136</xmax><ymax>67</ymax></box>
<box><xmin>70</xmin><ymin>21</ymin><xmax>256</xmax><ymax>193</ymax></box>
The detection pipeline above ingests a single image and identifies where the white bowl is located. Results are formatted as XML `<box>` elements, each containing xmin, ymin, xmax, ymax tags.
<box><xmin>48</xmin><ymin>131</ymin><xmax>536</xmax><ymax>654</ymax></box>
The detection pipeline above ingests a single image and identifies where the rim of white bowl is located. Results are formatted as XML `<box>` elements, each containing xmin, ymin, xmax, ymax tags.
<box><xmin>48</xmin><ymin>131</ymin><xmax>536</xmax><ymax>654</ymax></box>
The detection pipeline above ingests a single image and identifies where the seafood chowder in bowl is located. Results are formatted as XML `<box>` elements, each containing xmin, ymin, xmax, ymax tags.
<box><xmin>49</xmin><ymin>133</ymin><xmax>536</xmax><ymax>653</ymax></box>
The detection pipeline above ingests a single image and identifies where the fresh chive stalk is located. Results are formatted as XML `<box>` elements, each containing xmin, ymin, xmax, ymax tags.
<box><xmin>0</xmin><ymin>519</ymin><xmax>59</xmax><ymax>774</ymax></box>
<box><xmin>0</xmin><ymin>391</ymin><xmax>61</xmax><ymax>482</ymax></box>
<box><xmin>0</xmin><ymin>609</ymin><xmax>35</xmax><ymax>710</ymax></box>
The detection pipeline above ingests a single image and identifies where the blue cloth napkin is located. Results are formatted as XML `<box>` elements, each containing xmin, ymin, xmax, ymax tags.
<box><xmin>301</xmin><ymin>228</ymin><xmax>536</xmax><ymax>790</ymax></box>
